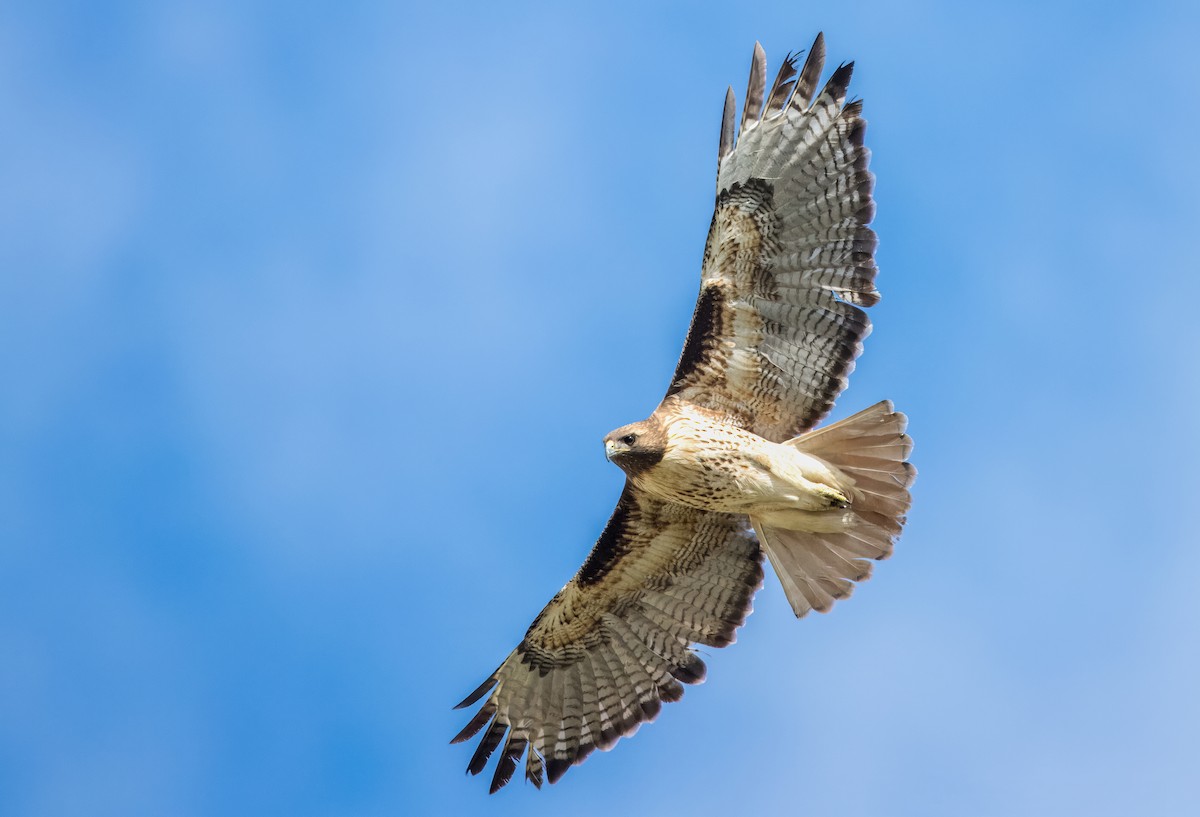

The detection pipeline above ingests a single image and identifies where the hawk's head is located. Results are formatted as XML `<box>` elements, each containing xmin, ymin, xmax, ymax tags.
<box><xmin>603</xmin><ymin>416</ymin><xmax>667</xmax><ymax>476</ymax></box>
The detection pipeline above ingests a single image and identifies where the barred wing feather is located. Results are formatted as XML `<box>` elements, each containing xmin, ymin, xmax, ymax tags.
<box><xmin>668</xmin><ymin>33</ymin><xmax>879</xmax><ymax>442</ymax></box>
<box><xmin>452</xmin><ymin>485</ymin><xmax>762</xmax><ymax>791</ymax></box>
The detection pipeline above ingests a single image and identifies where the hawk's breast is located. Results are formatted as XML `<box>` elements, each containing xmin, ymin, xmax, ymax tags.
<box><xmin>633</xmin><ymin>404</ymin><xmax>776</xmax><ymax>514</ymax></box>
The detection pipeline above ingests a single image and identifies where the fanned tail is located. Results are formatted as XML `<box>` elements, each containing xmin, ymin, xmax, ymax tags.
<box><xmin>751</xmin><ymin>401</ymin><xmax>914</xmax><ymax>618</ymax></box>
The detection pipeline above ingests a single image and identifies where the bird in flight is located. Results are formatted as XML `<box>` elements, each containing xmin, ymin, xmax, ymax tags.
<box><xmin>453</xmin><ymin>32</ymin><xmax>915</xmax><ymax>792</ymax></box>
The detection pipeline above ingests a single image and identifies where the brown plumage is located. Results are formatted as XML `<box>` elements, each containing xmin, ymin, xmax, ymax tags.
<box><xmin>454</xmin><ymin>33</ymin><xmax>915</xmax><ymax>792</ymax></box>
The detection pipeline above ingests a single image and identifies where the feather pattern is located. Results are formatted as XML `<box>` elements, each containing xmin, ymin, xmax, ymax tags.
<box><xmin>740</xmin><ymin>42</ymin><xmax>768</xmax><ymax>133</ymax></box>
<box><xmin>793</xmin><ymin>32</ymin><xmax>826</xmax><ymax>111</ymax></box>
<box><xmin>453</xmin><ymin>485</ymin><xmax>762</xmax><ymax>790</ymax></box>
<box><xmin>764</xmin><ymin>51</ymin><xmax>799</xmax><ymax>117</ymax></box>
<box><xmin>670</xmin><ymin>34</ymin><xmax>878</xmax><ymax>442</ymax></box>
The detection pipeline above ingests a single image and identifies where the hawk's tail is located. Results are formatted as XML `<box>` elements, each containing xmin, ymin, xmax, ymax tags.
<box><xmin>750</xmin><ymin>401</ymin><xmax>915</xmax><ymax>618</ymax></box>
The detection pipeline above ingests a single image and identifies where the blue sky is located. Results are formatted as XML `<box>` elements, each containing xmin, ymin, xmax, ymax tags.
<box><xmin>3</xmin><ymin>1</ymin><xmax>1199</xmax><ymax>815</ymax></box>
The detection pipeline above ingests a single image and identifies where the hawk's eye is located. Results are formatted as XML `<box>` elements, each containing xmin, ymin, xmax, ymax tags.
<box><xmin>621</xmin><ymin>434</ymin><xmax>637</xmax><ymax>446</ymax></box>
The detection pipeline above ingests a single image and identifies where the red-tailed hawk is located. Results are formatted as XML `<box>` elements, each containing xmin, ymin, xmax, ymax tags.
<box><xmin>453</xmin><ymin>33</ymin><xmax>915</xmax><ymax>792</ymax></box>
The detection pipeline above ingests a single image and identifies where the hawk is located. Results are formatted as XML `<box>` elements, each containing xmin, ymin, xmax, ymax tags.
<box><xmin>453</xmin><ymin>33</ymin><xmax>915</xmax><ymax>792</ymax></box>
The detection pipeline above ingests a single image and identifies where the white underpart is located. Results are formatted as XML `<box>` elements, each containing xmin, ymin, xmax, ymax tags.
<box><xmin>634</xmin><ymin>403</ymin><xmax>856</xmax><ymax>529</ymax></box>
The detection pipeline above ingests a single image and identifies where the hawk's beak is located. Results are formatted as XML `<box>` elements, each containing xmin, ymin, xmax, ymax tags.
<box><xmin>606</xmin><ymin>439</ymin><xmax>633</xmax><ymax>462</ymax></box>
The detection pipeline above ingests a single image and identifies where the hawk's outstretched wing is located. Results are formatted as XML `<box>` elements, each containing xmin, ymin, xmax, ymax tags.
<box><xmin>452</xmin><ymin>485</ymin><xmax>762</xmax><ymax>792</ymax></box>
<box><xmin>668</xmin><ymin>33</ymin><xmax>879</xmax><ymax>442</ymax></box>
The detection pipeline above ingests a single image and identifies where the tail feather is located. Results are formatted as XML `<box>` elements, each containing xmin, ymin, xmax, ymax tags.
<box><xmin>752</xmin><ymin>401</ymin><xmax>915</xmax><ymax>618</ymax></box>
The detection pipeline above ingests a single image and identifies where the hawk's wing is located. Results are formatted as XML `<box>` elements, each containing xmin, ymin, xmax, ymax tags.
<box><xmin>452</xmin><ymin>484</ymin><xmax>762</xmax><ymax>792</ymax></box>
<box><xmin>667</xmin><ymin>33</ymin><xmax>879</xmax><ymax>442</ymax></box>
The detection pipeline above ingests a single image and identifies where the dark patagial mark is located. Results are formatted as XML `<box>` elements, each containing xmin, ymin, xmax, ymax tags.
<box><xmin>667</xmin><ymin>282</ymin><xmax>724</xmax><ymax>398</ymax></box>
<box><xmin>669</xmin><ymin>178</ymin><xmax>777</xmax><ymax>396</ymax></box>
<box><xmin>575</xmin><ymin>486</ymin><xmax>639</xmax><ymax>586</ymax></box>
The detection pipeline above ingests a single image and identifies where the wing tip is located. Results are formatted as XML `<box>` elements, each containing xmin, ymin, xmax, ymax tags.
<box><xmin>545</xmin><ymin>756</ymin><xmax>572</xmax><ymax>785</ymax></box>
<box><xmin>488</xmin><ymin>735</ymin><xmax>527</xmax><ymax>794</ymax></box>
<box><xmin>453</xmin><ymin>674</ymin><xmax>498</xmax><ymax>709</ymax></box>
<box><xmin>466</xmin><ymin>716</ymin><xmax>508</xmax><ymax>776</ymax></box>
<box><xmin>793</xmin><ymin>31</ymin><xmax>828</xmax><ymax>110</ymax></box>
<box><xmin>764</xmin><ymin>49</ymin><xmax>800</xmax><ymax>116</ymax></box>
<box><xmin>451</xmin><ymin>700</ymin><xmax>497</xmax><ymax>744</ymax></box>
<box><xmin>718</xmin><ymin>85</ymin><xmax>737</xmax><ymax>163</ymax></box>
<box><xmin>670</xmin><ymin>651</ymin><xmax>708</xmax><ymax>685</ymax></box>
<box><xmin>828</xmin><ymin>60</ymin><xmax>855</xmax><ymax>97</ymax></box>
<box><xmin>740</xmin><ymin>40</ymin><xmax>769</xmax><ymax>131</ymax></box>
